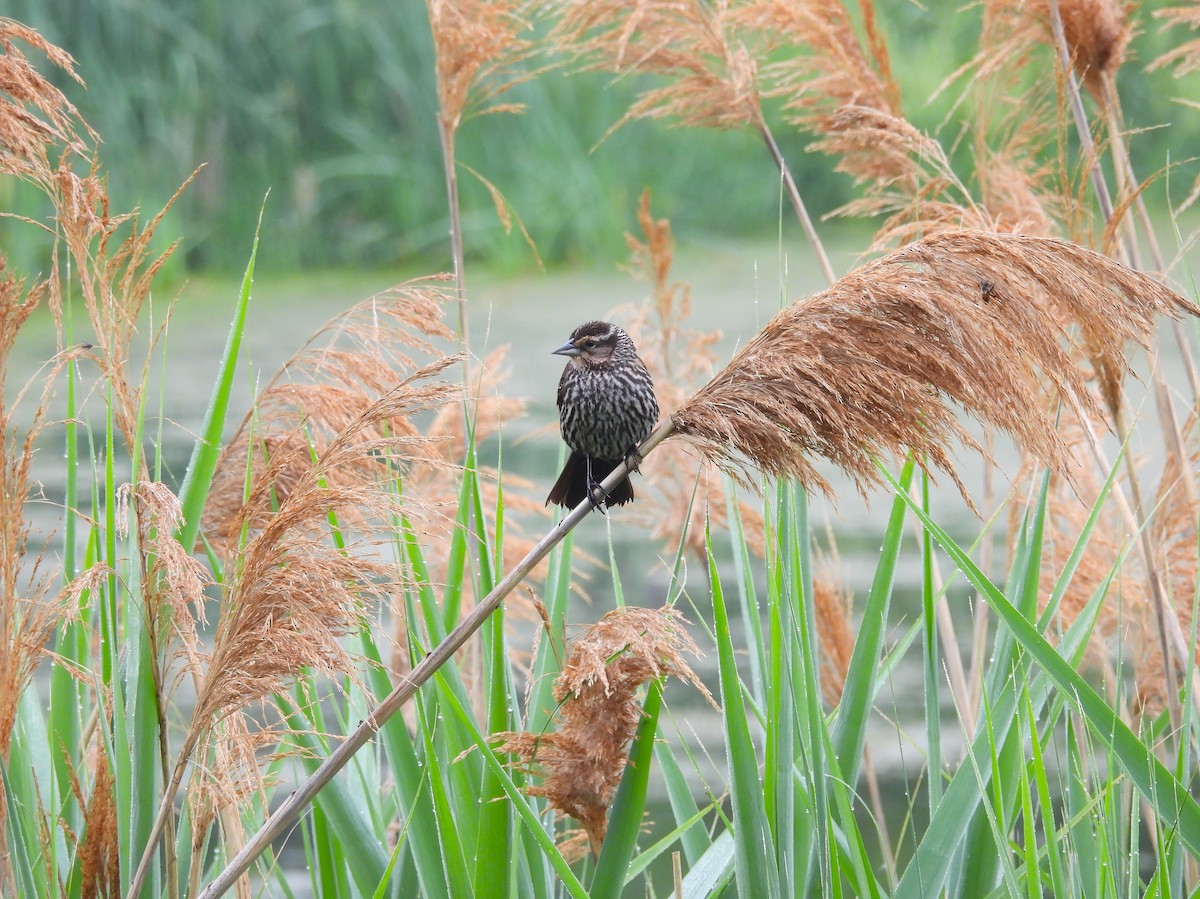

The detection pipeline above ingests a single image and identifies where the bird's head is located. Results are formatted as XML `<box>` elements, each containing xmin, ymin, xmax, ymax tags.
<box><xmin>552</xmin><ymin>320</ymin><xmax>625</xmax><ymax>368</ymax></box>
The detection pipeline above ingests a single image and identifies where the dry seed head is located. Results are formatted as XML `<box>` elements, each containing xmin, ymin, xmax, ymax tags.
<box><xmin>428</xmin><ymin>0</ymin><xmax>539</xmax><ymax>140</ymax></box>
<box><xmin>671</xmin><ymin>230</ymin><xmax>1195</xmax><ymax>502</ymax></box>
<box><xmin>980</xmin><ymin>0</ymin><xmax>1130</xmax><ymax>102</ymax></box>
<box><xmin>495</xmin><ymin>606</ymin><xmax>710</xmax><ymax>856</ymax></box>
<box><xmin>553</xmin><ymin>0</ymin><xmax>764</xmax><ymax>130</ymax></box>
<box><xmin>1153</xmin><ymin>5</ymin><xmax>1200</xmax><ymax>76</ymax></box>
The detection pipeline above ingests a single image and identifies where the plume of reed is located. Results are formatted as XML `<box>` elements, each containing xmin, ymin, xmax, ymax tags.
<box><xmin>130</xmin><ymin>355</ymin><xmax>463</xmax><ymax>898</ymax></box>
<box><xmin>203</xmin><ymin>278</ymin><xmax>460</xmax><ymax>555</ymax></box>
<box><xmin>974</xmin><ymin>0</ymin><xmax>1130</xmax><ymax>104</ymax></box>
<box><xmin>671</xmin><ymin>230</ymin><xmax>1195</xmax><ymax>500</ymax></box>
<box><xmin>551</xmin><ymin>0</ymin><xmax>837</xmax><ymax>282</ymax></box>
<box><xmin>494</xmin><ymin>605</ymin><xmax>711</xmax><ymax>857</ymax></box>
<box><xmin>427</xmin><ymin>0</ymin><xmax>542</xmax><ymax>341</ymax></box>
<box><xmin>78</xmin><ymin>742</ymin><xmax>120</xmax><ymax>899</ymax></box>
<box><xmin>1134</xmin><ymin>424</ymin><xmax>1200</xmax><ymax>718</ymax></box>
<box><xmin>1153</xmin><ymin>5</ymin><xmax>1200</xmax><ymax>76</ymax></box>
<box><xmin>184</xmin><ymin>714</ymin><xmax>279</xmax><ymax>899</ymax></box>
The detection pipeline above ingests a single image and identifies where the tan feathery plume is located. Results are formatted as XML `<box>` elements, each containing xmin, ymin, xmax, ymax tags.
<box><xmin>131</xmin><ymin>356</ymin><xmax>461</xmax><ymax>898</ymax></box>
<box><xmin>78</xmin><ymin>743</ymin><xmax>120</xmax><ymax>899</ymax></box>
<box><xmin>553</xmin><ymin>0</ymin><xmax>762</xmax><ymax>131</ymax></box>
<box><xmin>1153</xmin><ymin>5</ymin><xmax>1200</xmax><ymax>76</ymax></box>
<box><xmin>976</xmin><ymin>0</ymin><xmax>1130</xmax><ymax>104</ymax></box>
<box><xmin>551</xmin><ymin>0</ymin><xmax>837</xmax><ymax>282</ymax></box>
<box><xmin>1134</xmin><ymin>423</ymin><xmax>1200</xmax><ymax>718</ymax></box>
<box><xmin>494</xmin><ymin>605</ymin><xmax>711</xmax><ymax>857</ymax></box>
<box><xmin>0</xmin><ymin>19</ymin><xmax>91</xmax><ymax>182</ymax></box>
<box><xmin>671</xmin><ymin>230</ymin><xmax>1195</xmax><ymax>500</ymax></box>
<box><xmin>202</xmin><ymin>278</ymin><xmax>460</xmax><ymax>556</ymax></box>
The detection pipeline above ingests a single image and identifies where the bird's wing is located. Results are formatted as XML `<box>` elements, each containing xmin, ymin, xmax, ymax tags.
<box><xmin>556</xmin><ymin>364</ymin><xmax>571</xmax><ymax>410</ymax></box>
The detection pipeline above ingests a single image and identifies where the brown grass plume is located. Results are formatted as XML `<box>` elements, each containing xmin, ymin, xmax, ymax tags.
<box><xmin>495</xmin><ymin>605</ymin><xmax>711</xmax><ymax>857</ymax></box>
<box><xmin>671</xmin><ymin>230</ymin><xmax>1195</xmax><ymax>500</ymax></box>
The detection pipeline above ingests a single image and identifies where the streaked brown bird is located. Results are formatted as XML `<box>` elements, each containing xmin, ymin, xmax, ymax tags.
<box><xmin>547</xmin><ymin>320</ymin><xmax>659</xmax><ymax>509</ymax></box>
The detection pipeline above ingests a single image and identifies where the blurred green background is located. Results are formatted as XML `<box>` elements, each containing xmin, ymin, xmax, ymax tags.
<box><xmin>5</xmin><ymin>0</ymin><xmax>1199</xmax><ymax>276</ymax></box>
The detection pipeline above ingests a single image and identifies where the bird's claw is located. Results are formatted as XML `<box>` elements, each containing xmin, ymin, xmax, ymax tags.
<box><xmin>624</xmin><ymin>446</ymin><xmax>644</xmax><ymax>474</ymax></box>
<box><xmin>587</xmin><ymin>477</ymin><xmax>607</xmax><ymax>513</ymax></box>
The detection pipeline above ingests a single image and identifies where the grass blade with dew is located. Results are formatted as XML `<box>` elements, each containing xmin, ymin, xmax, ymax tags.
<box><xmin>654</xmin><ymin>727</ymin><xmax>713</xmax><ymax>867</ymax></box>
<box><xmin>830</xmin><ymin>458</ymin><xmax>913</xmax><ymax>786</ymax></box>
<box><xmin>680</xmin><ymin>830</ymin><xmax>736</xmax><ymax>897</ymax></box>
<box><xmin>1</xmin><ymin>759</ymin><xmax>40</xmax><ymax>899</ymax></box>
<box><xmin>275</xmin><ymin>691</ymin><xmax>391</xmax><ymax>894</ymax></box>
<box><xmin>359</xmin><ymin>625</ymin><xmax>451</xmax><ymax>899</ymax></box>
<box><xmin>472</xmin><ymin>444</ymin><xmax>519</xmax><ymax>899</ymax></box>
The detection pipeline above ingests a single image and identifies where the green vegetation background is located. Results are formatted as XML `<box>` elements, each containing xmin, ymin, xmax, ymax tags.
<box><xmin>7</xmin><ymin>0</ymin><xmax>1199</xmax><ymax>277</ymax></box>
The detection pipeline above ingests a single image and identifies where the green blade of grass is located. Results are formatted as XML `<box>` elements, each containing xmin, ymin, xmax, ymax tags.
<box><xmin>176</xmin><ymin>200</ymin><xmax>264</xmax><ymax>552</ymax></box>
<box><xmin>708</xmin><ymin>524</ymin><xmax>780</xmax><ymax>897</ymax></box>
<box><xmin>830</xmin><ymin>459</ymin><xmax>913</xmax><ymax>784</ymax></box>
<box><xmin>438</xmin><ymin>677</ymin><xmax>590</xmax><ymax>899</ymax></box>
<box><xmin>360</xmin><ymin>629</ymin><xmax>451</xmax><ymax>899</ymax></box>
<box><xmin>654</xmin><ymin>737</ymin><xmax>712</xmax><ymax>865</ymax></box>
<box><xmin>275</xmin><ymin>693</ymin><xmax>390</xmax><ymax>894</ymax></box>
<box><xmin>680</xmin><ymin>831</ymin><xmax>736</xmax><ymax>898</ymax></box>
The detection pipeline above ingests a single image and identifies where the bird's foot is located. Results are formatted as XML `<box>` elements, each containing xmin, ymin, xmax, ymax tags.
<box><xmin>587</xmin><ymin>476</ymin><xmax>608</xmax><ymax>513</ymax></box>
<box><xmin>624</xmin><ymin>446</ymin><xmax>644</xmax><ymax>474</ymax></box>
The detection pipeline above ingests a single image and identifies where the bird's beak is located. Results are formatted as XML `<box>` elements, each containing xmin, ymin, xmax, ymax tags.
<box><xmin>552</xmin><ymin>340</ymin><xmax>581</xmax><ymax>357</ymax></box>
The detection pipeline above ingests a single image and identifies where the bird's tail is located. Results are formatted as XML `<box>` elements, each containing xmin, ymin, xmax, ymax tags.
<box><xmin>546</xmin><ymin>452</ymin><xmax>634</xmax><ymax>508</ymax></box>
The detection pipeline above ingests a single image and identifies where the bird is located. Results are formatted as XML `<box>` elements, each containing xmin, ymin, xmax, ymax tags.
<box><xmin>546</xmin><ymin>320</ymin><xmax>659</xmax><ymax>509</ymax></box>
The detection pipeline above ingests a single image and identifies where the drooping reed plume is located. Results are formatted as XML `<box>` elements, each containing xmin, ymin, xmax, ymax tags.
<box><xmin>427</xmin><ymin>0</ymin><xmax>542</xmax><ymax>339</ymax></box>
<box><xmin>1153</xmin><ymin>5</ymin><xmax>1200</xmax><ymax>211</ymax></box>
<box><xmin>201</xmin><ymin>278</ymin><xmax>544</xmax><ymax>684</ymax></box>
<box><xmin>552</xmin><ymin>0</ymin><xmax>840</xmax><ymax>281</ymax></box>
<box><xmin>495</xmin><ymin>605</ymin><xmax>711</xmax><ymax>857</ymax></box>
<box><xmin>670</xmin><ymin>230</ymin><xmax>1195</xmax><ymax>499</ymax></box>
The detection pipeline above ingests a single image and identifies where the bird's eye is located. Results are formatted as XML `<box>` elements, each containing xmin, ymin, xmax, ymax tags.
<box><xmin>583</xmin><ymin>339</ymin><xmax>597</xmax><ymax>349</ymax></box>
